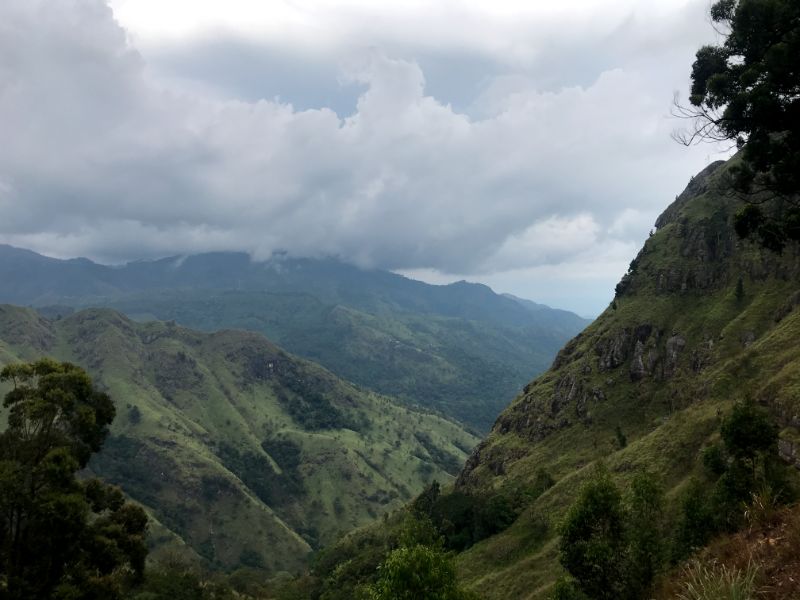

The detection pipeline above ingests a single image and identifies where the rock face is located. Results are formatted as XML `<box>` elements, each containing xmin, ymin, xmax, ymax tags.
<box><xmin>458</xmin><ymin>157</ymin><xmax>800</xmax><ymax>490</ymax></box>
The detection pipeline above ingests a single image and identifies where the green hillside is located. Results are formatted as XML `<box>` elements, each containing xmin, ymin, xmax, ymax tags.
<box><xmin>0</xmin><ymin>248</ymin><xmax>589</xmax><ymax>432</ymax></box>
<box><xmin>95</xmin><ymin>289</ymin><xmax>570</xmax><ymax>431</ymax></box>
<box><xmin>0</xmin><ymin>306</ymin><xmax>478</xmax><ymax>575</ymax></box>
<box><xmin>303</xmin><ymin>157</ymin><xmax>800</xmax><ymax>599</ymax></box>
<box><xmin>451</xmin><ymin>158</ymin><xmax>800</xmax><ymax>598</ymax></box>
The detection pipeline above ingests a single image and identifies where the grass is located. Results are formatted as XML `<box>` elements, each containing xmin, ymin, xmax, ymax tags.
<box><xmin>445</xmin><ymin>158</ymin><xmax>800</xmax><ymax>599</ymax></box>
<box><xmin>655</xmin><ymin>503</ymin><xmax>800</xmax><ymax>599</ymax></box>
<box><xmin>675</xmin><ymin>560</ymin><xmax>761</xmax><ymax>600</ymax></box>
<box><xmin>80</xmin><ymin>287</ymin><xmax>583</xmax><ymax>432</ymax></box>
<box><xmin>0</xmin><ymin>304</ymin><xmax>480</xmax><ymax>575</ymax></box>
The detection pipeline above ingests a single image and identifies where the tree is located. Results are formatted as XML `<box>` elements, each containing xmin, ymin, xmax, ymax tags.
<box><xmin>720</xmin><ymin>400</ymin><xmax>777</xmax><ymax>467</ymax></box>
<box><xmin>0</xmin><ymin>359</ymin><xmax>148</xmax><ymax>599</ymax></box>
<box><xmin>558</xmin><ymin>469</ymin><xmax>667</xmax><ymax>600</ymax></box>
<box><xmin>676</xmin><ymin>0</ymin><xmax>800</xmax><ymax>250</ymax></box>
<box><xmin>713</xmin><ymin>400</ymin><xmax>784</xmax><ymax>528</ymax></box>
<box><xmin>558</xmin><ymin>468</ymin><xmax>627</xmax><ymax>600</ymax></box>
<box><xmin>673</xmin><ymin>478</ymin><xmax>716</xmax><ymax>560</ymax></box>
<box><xmin>368</xmin><ymin>513</ymin><xmax>476</xmax><ymax>600</ymax></box>
<box><xmin>626</xmin><ymin>472</ymin><xmax>665</xmax><ymax>595</ymax></box>
<box><xmin>369</xmin><ymin>545</ymin><xmax>474</xmax><ymax>600</ymax></box>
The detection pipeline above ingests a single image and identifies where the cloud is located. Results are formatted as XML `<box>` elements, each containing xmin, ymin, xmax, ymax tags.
<box><xmin>0</xmin><ymin>0</ymin><xmax>728</xmax><ymax>313</ymax></box>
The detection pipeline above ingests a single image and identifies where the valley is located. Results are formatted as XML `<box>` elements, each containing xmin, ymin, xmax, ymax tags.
<box><xmin>0</xmin><ymin>249</ymin><xmax>589</xmax><ymax>431</ymax></box>
<box><xmin>0</xmin><ymin>306</ymin><xmax>478</xmax><ymax>572</ymax></box>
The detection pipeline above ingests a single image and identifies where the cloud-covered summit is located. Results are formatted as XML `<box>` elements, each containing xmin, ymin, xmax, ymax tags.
<box><xmin>0</xmin><ymin>0</ymin><xmax>724</xmax><ymax>314</ymax></box>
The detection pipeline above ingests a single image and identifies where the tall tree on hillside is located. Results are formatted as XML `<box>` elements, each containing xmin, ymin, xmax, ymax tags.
<box><xmin>558</xmin><ymin>468</ymin><xmax>627</xmax><ymax>600</ymax></box>
<box><xmin>0</xmin><ymin>359</ymin><xmax>148</xmax><ymax>599</ymax></box>
<box><xmin>676</xmin><ymin>0</ymin><xmax>800</xmax><ymax>250</ymax></box>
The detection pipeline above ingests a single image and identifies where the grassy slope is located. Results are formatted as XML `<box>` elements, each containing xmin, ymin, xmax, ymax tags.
<box><xmin>0</xmin><ymin>306</ymin><xmax>478</xmax><ymax>575</ymax></box>
<box><xmin>653</xmin><ymin>503</ymin><xmax>800</xmax><ymax>599</ymax></box>
<box><xmin>452</xmin><ymin>159</ymin><xmax>800</xmax><ymax>599</ymax></box>
<box><xmin>97</xmin><ymin>290</ymin><xmax>565</xmax><ymax>431</ymax></box>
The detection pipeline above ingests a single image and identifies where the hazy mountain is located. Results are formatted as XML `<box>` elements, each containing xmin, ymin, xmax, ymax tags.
<box><xmin>0</xmin><ymin>248</ymin><xmax>590</xmax><ymax>430</ymax></box>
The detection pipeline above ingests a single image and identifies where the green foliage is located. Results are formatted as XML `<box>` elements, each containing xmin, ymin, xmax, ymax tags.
<box><xmin>626</xmin><ymin>472</ymin><xmax>666</xmax><ymax>595</ymax></box>
<box><xmin>304</xmin><ymin>508</ymin><xmax>486</xmax><ymax>600</ymax></box>
<box><xmin>549</xmin><ymin>578</ymin><xmax>590</xmax><ymax>600</ymax></box>
<box><xmin>0</xmin><ymin>359</ymin><xmax>148</xmax><ymax>600</ymax></box>
<box><xmin>558</xmin><ymin>467</ymin><xmax>628</xmax><ymax>600</ymax></box>
<box><xmin>714</xmin><ymin>401</ymin><xmax>783</xmax><ymax>530</ymax></box>
<box><xmin>128</xmin><ymin>565</ymin><xmax>236</xmax><ymax>600</ymax></box>
<box><xmin>720</xmin><ymin>401</ymin><xmax>777</xmax><ymax>463</ymax></box>
<box><xmin>557</xmin><ymin>469</ymin><xmax>667</xmax><ymax>599</ymax></box>
<box><xmin>413</xmin><ymin>483</ymin><xmax>532</xmax><ymax>551</ymax></box>
<box><xmin>683</xmin><ymin>0</ymin><xmax>800</xmax><ymax>250</ymax></box>
<box><xmin>702</xmin><ymin>444</ymin><xmax>727</xmax><ymax>477</ymax></box>
<box><xmin>73</xmin><ymin>285</ymin><xmax>586</xmax><ymax>432</ymax></box>
<box><xmin>673</xmin><ymin>479</ymin><xmax>718</xmax><ymax>560</ymax></box>
<box><xmin>614</xmin><ymin>425</ymin><xmax>627</xmax><ymax>449</ymax></box>
<box><xmin>410</xmin><ymin>156</ymin><xmax>800</xmax><ymax>599</ymax></box>
<box><xmin>216</xmin><ymin>442</ymin><xmax>304</xmax><ymax>509</ymax></box>
<box><xmin>675</xmin><ymin>559</ymin><xmax>760</xmax><ymax>600</ymax></box>
<box><xmin>674</xmin><ymin>402</ymin><xmax>787</xmax><ymax>560</ymax></box>
<box><xmin>396</xmin><ymin>513</ymin><xmax>442</xmax><ymax>549</ymax></box>
<box><xmin>369</xmin><ymin>538</ymin><xmax>476</xmax><ymax>600</ymax></box>
<box><xmin>276</xmin><ymin>368</ymin><xmax>357</xmax><ymax>431</ymax></box>
<box><xmin>0</xmin><ymin>306</ymin><xmax>479</xmax><ymax>573</ymax></box>
<box><xmin>414</xmin><ymin>432</ymin><xmax>464</xmax><ymax>475</ymax></box>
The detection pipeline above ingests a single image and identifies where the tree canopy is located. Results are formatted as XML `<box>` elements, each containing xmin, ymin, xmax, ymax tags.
<box><xmin>679</xmin><ymin>0</ymin><xmax>800</xmax><ymax>250</ymax></box>
<box><xmin>557</xmin><ymin>468</ymin><xmax>666</xmax><ymax>600</ymax></box>
<box><xmin>0</xmin><ymin>359</ymin><xmax>148</xmax><ymax>599</ymax></box>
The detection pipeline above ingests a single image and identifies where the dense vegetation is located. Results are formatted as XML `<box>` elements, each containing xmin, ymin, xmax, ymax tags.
<box><xmin>0</xmin><ymin>307</ymin><xmax>478</xmax><ymax>575</ymax></box>
<box><xmin>0</xmin><ymin>359</ymin><xmax>148</xmax><ymax>599</ymax></box>
<box><xmin>679</xmin><ymin>0</ymin><xmax>800</xmax><ymax>251</ymax></box>
<box><xmin>553</xmin><ymin>400</ymin><xmax>791</xmax><ymax>599</ymax></box>
<box><xmin>4</xmin><ymin>5</ymin><xmax>799</xmax><ymax>597</ymax></box>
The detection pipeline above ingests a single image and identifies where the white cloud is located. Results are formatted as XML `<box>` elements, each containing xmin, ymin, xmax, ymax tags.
<box><xmin>0</xmin><ymin>0</ymin><xmax>730</xmax><ymax>314</ymax></box>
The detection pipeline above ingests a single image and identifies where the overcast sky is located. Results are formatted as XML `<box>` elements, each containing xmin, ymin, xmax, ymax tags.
<box><xmin>0</xmin><ymin>0</ymin><xmax>729</xmax><ymax>316</ymax></box>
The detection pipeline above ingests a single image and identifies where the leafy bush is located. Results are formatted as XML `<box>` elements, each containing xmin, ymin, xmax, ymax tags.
<box><xmin>412</xmin><ymin>475</ymin><xmax>548</xmax><ymax>552</ymax></box>
<box><xmin>558</xmin><ymin>467</ymin><xmax>628</xmax><ymax>600</ymax></box>
<box><xmin>549</xmin><ymin>578</ymin><xmax>589</xmax><ymax>600</ymax></box>
<box><xmin>675</xmin><ymin>401</ymin><xmax>790</xmax><ymax>560</ymax></box>
<box><xmin>369</xmin><ymin>545</ymin><xmax>475</xmax><ymax>600</ymax></box>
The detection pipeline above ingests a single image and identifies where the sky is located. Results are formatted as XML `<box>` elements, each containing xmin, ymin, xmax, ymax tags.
<box><xmin>0</xmin><ymin>0</ymin><xmax>730</xmax><ymax>316</ymax></box>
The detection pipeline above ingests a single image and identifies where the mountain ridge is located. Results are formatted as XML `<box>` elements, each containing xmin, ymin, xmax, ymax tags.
<box><xmin>0</xmin><ymin>246</ymin><xmax>590</xmax><ymax>431</ymax></box>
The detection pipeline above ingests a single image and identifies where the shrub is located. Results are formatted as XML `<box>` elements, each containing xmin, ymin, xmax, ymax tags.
<box><xmin>675</xmin><ymin>559</ymin><xmax>760</xmax><ymax>600</ymax></box>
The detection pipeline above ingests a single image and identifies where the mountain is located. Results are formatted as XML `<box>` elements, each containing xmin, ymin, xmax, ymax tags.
<box><xmin>0</xmin><ymin>305</ymin><xmax>478</xmax><ymax>574</ymax></box>
<box><xmin>304</xmin><ymin>157</ymin><xmax>800</xmax><ymax>598</ymax></box>
<box><xmin>0</xmin><ymin>248</ymin><xmax>590</xmax><ymax>430</ymax></box>
<box><xmin>503</xmin><ymin>292</ymin><xmax>595</xmax><ymax>326</ymax></box>
<box><xmin>449</xmin><ymin>158</ymin><xmax>800</xmax><ymax>597</ymax></box>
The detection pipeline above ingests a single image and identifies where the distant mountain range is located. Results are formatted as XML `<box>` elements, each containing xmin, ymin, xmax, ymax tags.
<box><xmin>0</xmin><ymin>246</ymin><xmax>590</xmax><ymax>430</ymax></box>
